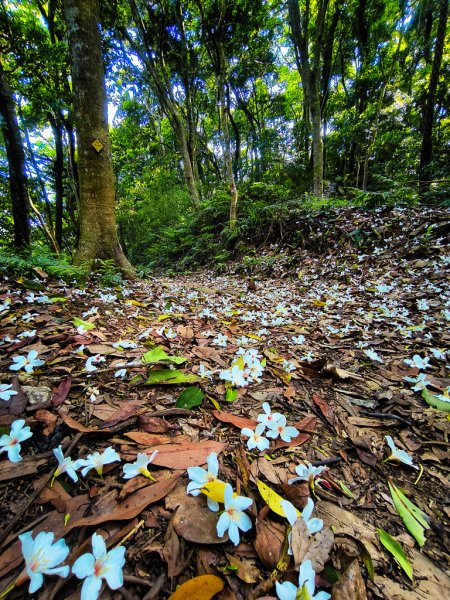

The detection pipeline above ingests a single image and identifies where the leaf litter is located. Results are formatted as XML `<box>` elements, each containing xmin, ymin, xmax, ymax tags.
<box><xmin>0</xmin><ymin>204</ymin><xmax>449</xmax><ymax>598</ymax></box>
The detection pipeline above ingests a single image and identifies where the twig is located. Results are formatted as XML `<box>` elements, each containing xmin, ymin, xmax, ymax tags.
<box><xmin>0</xmin><ymin>433</ymin><xmax>83</xmax><ymax>547</ymax></box>
<box><xmin>360</xmin><ymin>410</ymin><xmax>412</xmax><ymax>426</ymax></box>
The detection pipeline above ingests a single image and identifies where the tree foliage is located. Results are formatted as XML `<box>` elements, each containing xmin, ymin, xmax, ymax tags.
<box><xmin>0</xmin><ymin>0</ymin><xmax>448</xmax><ymax>266</ymax></box>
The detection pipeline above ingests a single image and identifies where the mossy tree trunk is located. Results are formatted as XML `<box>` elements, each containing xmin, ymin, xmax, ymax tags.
<box><xmin>63</xmin><ymin>0</ymin><xmax>135</xmax><ymax>276</ymax></box>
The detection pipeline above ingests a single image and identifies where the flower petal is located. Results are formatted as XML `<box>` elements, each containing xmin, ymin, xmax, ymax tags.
<box><xmin>281</xmin><ymin>500</ymin><xmax>298</xmax><ymax>526</ymax></box>
<box><xmin>206</xmin><ymin>452</ymin><xmax>219</xmax><ymax>476</ymax></box>
<box><xmin>275</xmin><ymin>580</ymin><xmax>298</xmax><ymax>600</ymax></box>
<box><xmin>73</xmin><ymin>553</ymin><xmax>95</xmax><ymax>579</ymax></box>
<box><xmin>28</xmin><ymin>571</ymin><xmax>44</xmax><ymax>594</ymax></box>
<box><xmin>216</xmin><ymin>513</ymin><xmax>230</xmax><ymax>539</ymax></box>
<box><xmin>92</xmin><ymin>533</ymin><xmax>107</xmax><ymax>559</ymax></box>
<box><xmin>80</xmin><ymin>575</ymin><xmax>103</xmax><ymax>600</ymax></box>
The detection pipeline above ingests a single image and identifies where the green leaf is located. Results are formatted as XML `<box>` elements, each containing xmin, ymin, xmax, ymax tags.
<box><xmin>72</xmin><ymin>317</ymin><xmax>95</xmax><ymax>330</ymax></box>
<box><xmin>338</xmin><ymin>481</ymin><xmax>357</xmax><ymax>499</ymax></box>
<box><xmin>377</xmin><ymin>528</ymin><xmax>413</xmax><ymax>580</ymax></box>
<box><xmin>145</xmin><ymin>369</ymin><xmax>200</xmax><ymax>385</ymax></box>
<box><xmin>388</xmin><ymin>481</ymin><xmax>429</xmax><ymax>547</ymax></box>
<box><xmin>176</xmin><ymin>386</ymin><xmax>205</xmax><ymax>409</ymax></box>
<box><xmin>142</xmin><ymin>346</ymin><xmax>187</xmax><ymax>365</ymax></box>
<box><xmin>422</xmin><ymin>389</ymin><xmax>450</xmax><ymax>413</ymax></box>
<box><xmin>225</xmin><ymin>387</ymin><xmax>238</xmax><ymax>402</ymax></box>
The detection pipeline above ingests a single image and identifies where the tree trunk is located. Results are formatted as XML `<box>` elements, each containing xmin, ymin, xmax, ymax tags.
<box><xmin>49</xmin><ymin>114</ymin><xmax>64</xmax><ymax>250</ymax></box>
<box><xmin>0</xmin><ymin>60</ymin><xmax>30</xmax><ymax>248</ymax></box>
<box><xmin>311</xmin><ymin>81</ymin><xmax>324</xmax><ymax>197</ymax></box>
<box><xmin>63</xmin><ymin>0</ymin><xmax>134</xmax><ymax>276</ymax></box>
<box><xmin>418</xmin><ymin>0</ymin><xmax>448</xmax><ymax>190</ymax></box>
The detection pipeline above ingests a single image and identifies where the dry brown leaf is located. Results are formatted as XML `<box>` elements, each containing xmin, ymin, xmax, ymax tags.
<box><xmin>331</xmin><ymin>559</ymin><xmax>367</xmax><ymax>600</ymax></box>
<box><xmin>225</xmin><ymin>552</ymin><xmax>260</xmax><ymax>583</ymax></box>
<box><xmin>138</xmin><ymin>415</ymin><xmax>178</xmax><ymax>433</ymax></box>
<box><xmin>150</xmin><ymin>440</ymin><xmax>226</xmax><ymax>470</ymax></box>
<box><xmin>124</xmin><ymin>431</ymin><xmax>178</xmax><ymax>446</ymax></box>
<box><xmin>51</xmin><ymin>376</ymin><xmax>72</xmax><ymax>407</ymax></box>
<box><xmin>0</xmin><ymin>455</ymin><xmax>48</xmax><ymax>482</ymax></box>
<box><xmin>57</xmin><ymin>409</ymin><xmax>99</xmax><ymax>432</ymax></box>
<box><xmin>192</xmin><ymin>345</ymin><xmax>227</xmax><ymax>366</ymax></box>
<box><xmin>320</xmin><ymin>501</ymin><xmax>450</xmax><ymax>599</ymax></box>
<box><xmin>166</xmin><ymin>481</ymin><xmax>226</xmax><ymax>544</ymax></box>
<box><xmin>71</xmin><ymin>476</ymin><xmax>178</xmax><ymax>527</ymax></box>
<box><xmin>34</xmin><ymin>409</ymin><xmax>58</xmax><ymax>435</ymax></box>
<box><xmin>254</xmin><ymin>518</ymin><xmax>284</xmax><ymax>569</ymax></box>
<box><xmin>167</xmin><ymin>575</ymin><xmax>225</xmax><ymax>600</ymax></box>
<box><xmin>212</xmin><ymin>409</ymin><xmax>257</xmax><ymax>430</ymax></box>
<box><xmin>249</xmin><ymin>457</ymin><xmax>286</xmax><ymax>486</ymax></box>
<box><xmin>290</xmin><ymin>518</ymin><xmax>311</xmax><ymax>568</ymax></box>
<box><xmin>302</xmin><ymin>527</ymin><xmax>334</xmax><ymax>572</ymax></box>
<box><xmin>163</xmin><ymin>522</ymin><xmax>184</xmax><ymax>578</ymax></box>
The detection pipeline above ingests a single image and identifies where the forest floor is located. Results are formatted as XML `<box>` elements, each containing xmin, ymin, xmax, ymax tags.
<box><xmin>0</xmin><ymin>204</ymin><xmax>450</xmax><ymax>600</ymax></box>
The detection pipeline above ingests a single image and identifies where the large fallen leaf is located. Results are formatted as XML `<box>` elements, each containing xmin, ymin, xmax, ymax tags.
<box><xmin>319</xmin><ymin>501</ymin><xmax>450</xmax><ymax>599</ymax></box>
<box><xmin>302</xmin><ymin>527</ymin><xmax>335</xmax><ymax>572</ymax></box>
<box><xmin>256</xmin><ymin>480</ymin><xmax>300</xmax><ymax>518</ymax></box>
<box><xmin>166</xmin><ymin>481</ymin><xmax>226</xmax><ymax>544</ymax></box>
<box><xmin>150</xmin><ymin>440</ymin><xmax>225</xmax><ymax>470</ymax></box>
<box><xmin>254</xmin><ymin>518</ymin><xmax>284</xmax><ymax>569</ymax></box>
<box><xmin>168</xmin><ymin>575</ymin><xmax>225</xmax><ymax>600</ymax></box>
<box><xmin>212</xmin><ymin>409</ymin><xmax>257</xmax><ymax>430</ymax></box>
<box><xmin>0</xmin><ymin>455</ymin><xmax>48</xmax><ymax>482</ymax></box>
<box><xmin>145</xmin><ymin>369</ymin><xmax>200</xmax><ymax>385</ymax></box>
<box><xmin>142</xmin><ymin>346</ymin><xmax>187</xmax><ymax>365</ymax></box>
<box><xmin>388</xmin><ymin>480</ymin><xmax>429</xmax><ymax>547</ymax></box>
<box><xmin>124</xmin><ymin>431</ymin><xmax>179</xmax><ymax>446</ymax></box>
<box><xmin>422</xmin><ymin>389</ymin><xmax>450</xmax><ymax>412</ymax></box>
<box><xmin>71</xmin><ymin>476</ymin><xmax>178</xmax><ymax>527</ymax></box>
<box><xmin>377</xmin><ymin>528</ymin><xmax>413</xmax><ymax>580</ymax></box>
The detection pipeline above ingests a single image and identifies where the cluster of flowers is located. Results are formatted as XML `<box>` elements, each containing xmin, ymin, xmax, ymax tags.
<box><xmin>186</xmin><ymin>452</ymin><xmax>253</xmax><ymax>545</ymax></box>
<box><xmin>241</xmin><ymin>403</ymin><xmax>300</xmax><ymax>451</ymax></box>
<box><xmin>0</xmin><ymin>418</ymin><xmax>159</xmax><ymax>488</ymax></box>
<box><xmin>16</xmin><ymin>531</ymin><xmax>125</xmax><ymax>599</ymax></box>
<box><xmin>219</xmin><ymin>348</ymin><xmax>264</xmax><ymax>388</ymax></box>
<box><xmin>186</xmin><ymin>453</ymin><xmax>330</xmax><ymax>599</ymax></box>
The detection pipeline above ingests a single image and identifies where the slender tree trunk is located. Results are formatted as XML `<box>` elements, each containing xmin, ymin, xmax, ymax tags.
<box><xmin>418</xmin><ymin>0</ymin><xmax>448</xmax><ymax>190</ymax></box>
<box><xmin>21</xmin><ymin>115</ymin><xmax>54</xmax><ymax>234</ymax></box>
<box><xmin>49</xmin><ymin>114</ymin><xmax>64</xmax><ymax>250</ymax></box>
<box><xmin>310</xmin><ymin>80</ymin><xmax>324</xmax><ymax>197</ymax></box>
<box><xmin>0</xmin><ymin>60</ymin><xmax>30</xmax><ymax>248</ymax></box>
<box><xmin>64</xmin><ymin>0</ymin><xmax>134</xmax><ymax>276</ymax></box>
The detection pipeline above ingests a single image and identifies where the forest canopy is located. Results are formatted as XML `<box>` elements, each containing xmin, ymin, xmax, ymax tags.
<box><xmin>0</xmin><ymin>0</ymin><xmax>448</xmax><ymax>271</ymax></box>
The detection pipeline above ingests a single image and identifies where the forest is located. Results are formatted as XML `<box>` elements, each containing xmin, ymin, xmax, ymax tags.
<box><xmin>0</xmin><ymin>0</ymin><xmax>448</xmax><ymax>273</ymax></box>
<box><xmin>0</xmin><ymin>1</ymin><xmax>450</xmax><ymax>600</ymax></box>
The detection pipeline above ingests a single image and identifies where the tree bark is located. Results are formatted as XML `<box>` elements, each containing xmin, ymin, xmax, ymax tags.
<box><xmin>63</xmin><ymin>0</ymin><xmax>134</xmax><ymax>276</ymax></box>
<box><xmin>288</xmin><ymin>0</ymin><xmax>337</xmax><ymax>198</ymax></box>
<box><xmin>49</xmin><ymin>115</ymin><xmax>64</xmax><ymax>250</ymax></box>
<box><xmin>418</xmin><ymin>0</ymin><xmax>448</xmax><ymax>190</ymax></box>
<box><xmin>0</xmin><ymin>60</ymin><xmax>30</xmax><ymax>248</ymax></box>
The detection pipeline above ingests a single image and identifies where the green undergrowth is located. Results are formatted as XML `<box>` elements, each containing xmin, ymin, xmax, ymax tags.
<box><xmin>0</xmin><ymin>248</ymin><xmax>124</xmax><ymax>287</ymax></box>
<box><xmin>131</xmin><ymin>179</ymin><xmax>425</xmax><ymax>273</ymax></box>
